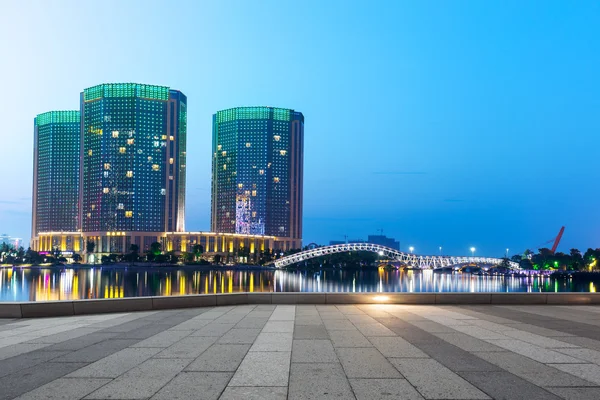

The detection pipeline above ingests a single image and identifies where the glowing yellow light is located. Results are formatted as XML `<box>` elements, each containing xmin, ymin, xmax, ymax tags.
<box><xmin>373</xmin><ymin>295</ymin><xmax>390</xmax><ymax>302</ymax></box>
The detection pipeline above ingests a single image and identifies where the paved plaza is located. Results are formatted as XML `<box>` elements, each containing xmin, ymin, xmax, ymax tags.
<box><xmin>2</xmin><ymin>304</ymin><xmax>600</xmax><ymax>399</ymax></box>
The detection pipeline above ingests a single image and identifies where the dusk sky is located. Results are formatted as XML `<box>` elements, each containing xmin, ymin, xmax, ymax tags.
<box><xmin>1</xmin><ymin>1</ymin><xmax>599</xmax><ymax>257</ymax></box>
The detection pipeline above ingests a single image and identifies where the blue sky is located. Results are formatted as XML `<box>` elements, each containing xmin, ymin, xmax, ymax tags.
<box><xmin>1</xmin><ymin>0</ymin><xmax>599</xmax><ymax>257</ymax></box>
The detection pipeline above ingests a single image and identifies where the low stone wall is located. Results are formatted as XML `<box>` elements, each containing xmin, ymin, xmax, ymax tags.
<box><xmin>1</xmin><ymin>292</ymin><xmax>600</xmax><ymax>318</ymax></box>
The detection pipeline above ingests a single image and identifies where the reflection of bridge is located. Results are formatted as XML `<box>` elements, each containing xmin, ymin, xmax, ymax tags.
<box><xmin>273</xmin><ymin>243</ymin><xmax>519</xmax><ymax>269</ymax></box>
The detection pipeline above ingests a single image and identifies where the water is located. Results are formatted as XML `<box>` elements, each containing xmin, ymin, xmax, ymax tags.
<box><xmin>0</xmin><ymin>266</ymin><xmax>597</xmax><ymax>302</ymax></box>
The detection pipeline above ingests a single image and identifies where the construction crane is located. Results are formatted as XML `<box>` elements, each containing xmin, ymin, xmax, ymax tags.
<box><xmin>530</xmin><ymin>227</ymin><xmax>565</xmax><ymax>255</ymax></box>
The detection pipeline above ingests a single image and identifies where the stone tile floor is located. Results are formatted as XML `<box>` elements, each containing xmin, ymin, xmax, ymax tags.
<box><xmin>2</xmin><ymin>304</ymin><xmax>600</xmax><ymax>399</ymax></box>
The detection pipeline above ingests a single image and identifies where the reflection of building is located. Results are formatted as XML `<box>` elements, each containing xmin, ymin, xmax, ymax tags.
<box><xmin>211</xmin><ymin>107</ymin><xmax>304</xmax><ymax>249</ymax></box>
<box><xmin>31</xmin><ymin>111</ymin><xmax>81</xmax><ymax>243</ymax></box>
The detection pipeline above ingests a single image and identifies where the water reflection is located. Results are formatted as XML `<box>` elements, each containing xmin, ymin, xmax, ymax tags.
<box><xmin>0</xmin><ymin>267</ymin><xmax>597</xmax><ymax>302</ymax></box>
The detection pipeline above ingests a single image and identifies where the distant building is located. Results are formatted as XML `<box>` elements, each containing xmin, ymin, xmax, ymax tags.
<box><xmin>0</xmin><ymin>234</ymin><xmax>22</xmax><ymax>248</ymax></box>
<box><xmin>211</xmin><ymin>107</ymin><xmax>304</xmax><ymax>249</ymax></box>
<box><xmin>368</xmin><ymin>234</ymin><xmax>400</xmax><ymax>250</ymax></box>
<box><xmin>31</xmin><ymin>111</ymin><xmax>81</xmax><ymax>239</ymax></box>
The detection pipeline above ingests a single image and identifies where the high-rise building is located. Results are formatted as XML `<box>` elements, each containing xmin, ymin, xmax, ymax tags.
<box><xmin>80</xmin><ymin>83</ymin><xmax>187</xmax><ymax>251</ymax></box>
<box><xmin>31</xmin><ymin>111</ymin><xmax>81</xmax><ymax>239</ymax></box>
<box><xmin>211</xmin><ymin>107</ymin><xmax>304</xmax><ymax>249</ymax></box>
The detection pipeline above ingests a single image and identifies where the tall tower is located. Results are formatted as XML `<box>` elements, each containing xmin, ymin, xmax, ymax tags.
<box><xmin>31</xmin><ymin>111</ymin><xmax>81</xmax><ymax>239</ymax></box>
<box><xmin>211</xmin><ymin>107</ymin><xmax>304</xmax><ymax>247</ymax></box>
<box><xmin>80</xmin><ymin>83</ymin><xmax>187</xmax><ymax>238</ymax></box>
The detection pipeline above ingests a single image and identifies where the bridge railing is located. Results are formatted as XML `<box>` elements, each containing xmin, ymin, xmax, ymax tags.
<box><xmin>273</xmin><ymin>243</ymin><xmax>520</xmax><ymax>269</ymax></box>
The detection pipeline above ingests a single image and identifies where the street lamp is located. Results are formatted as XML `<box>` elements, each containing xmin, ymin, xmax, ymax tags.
<box><xmin>409</xmin><ymin>246</ymin><xmax>414</xmax><ymax>255</ymax></box>
<box><xmin>439</xmin><ymin>246</ymin><xmax>442</xmax><ymax>256</ymax></box>
<box><xmin>506</xmin><ymin>248</ymin><xmax>509</xmax><ymax>258</ymax></box>
<box><xmin>470</xmin><ymin>247</ymin><xmax>476</xmax><ymax>258</ymax></box>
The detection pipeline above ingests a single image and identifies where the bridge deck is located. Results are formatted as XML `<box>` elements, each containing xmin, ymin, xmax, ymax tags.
<box><xmin>0</xmin><ymin>304</ymin><xmax>598</xmax><ymax>399</ymax></box>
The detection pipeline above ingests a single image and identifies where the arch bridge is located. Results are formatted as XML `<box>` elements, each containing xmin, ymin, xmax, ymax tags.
<box><xmin>273</xmin><ymin>243</ymin><xmax>519</xmax><ymax>269</ymax></box>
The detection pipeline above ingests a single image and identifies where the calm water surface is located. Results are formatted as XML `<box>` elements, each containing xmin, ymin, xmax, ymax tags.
<box><xmin>0</xmin><ymin>266</ymin><xmax>597</xmax><ymax>302</ymax></box>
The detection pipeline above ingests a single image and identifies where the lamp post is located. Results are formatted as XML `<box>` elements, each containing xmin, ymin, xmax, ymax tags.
<box><xmin>439</xmin><ymin>246</ymin><xmax>442</xmax><ymax>256</ymax></box>
<box><xmin>505</xmin><ymin>248</ymin><xmax>509</xmax><ymax>258</ymax></box>
<box><xmin>409</xmin><ymin>246</ymin><xmax>414</xmax><ymax>255</ymax></box>
<box><xmin>470</xmin><ymin>247</ymin><xmax>476</xmax><ymax>258</ymax></box>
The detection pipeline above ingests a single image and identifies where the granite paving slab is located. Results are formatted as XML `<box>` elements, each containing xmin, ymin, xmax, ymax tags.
<box><xmin>1</xmin><ymin>304</ymin><xmax>600</xmax><ymax>400</ymax></box>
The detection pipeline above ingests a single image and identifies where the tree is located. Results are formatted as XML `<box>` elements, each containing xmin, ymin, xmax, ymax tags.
<box><xmin>510</xmin><ymin>254</ymin><xmax>522</xmax><ymax>263</ymax></box>
<box><xmin>192</xmin><ymin>244</ymin><xmax>204</xmax><ymax>261</ymax></box>
<box><xmin>150</xmin><ymin>242</ymin><xmax>161</xmax><ymax>255</ymax></box>
<box><xmin>130</xmin><ymin>244</ymin><xmax>139</xmax><ymax>254</ymax></box>
<box><xmin>213</xmin><ymin>254</ymin><xmax>222</xmax><ymax>265</ymax></box>
<box><xmin>72</xmin><ymin>253</ymin><xmax>82</xmax><ymax>263</ymax></box>
<box><xmin>86</xmin><ymin>240</ymin><xmax>95</xmax><ymax>254</ymax></box>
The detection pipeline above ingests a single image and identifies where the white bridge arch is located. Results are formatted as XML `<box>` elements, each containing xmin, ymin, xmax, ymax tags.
<box><xmin>273</xmin><ymin>243</ymin><xmax>519</xmax><ymax>269</ymax></box>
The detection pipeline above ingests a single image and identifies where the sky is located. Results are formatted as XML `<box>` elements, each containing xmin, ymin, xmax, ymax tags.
<box><xmin>0</xmin><ymin>0</ymin><xmax>599</xmax><ymax>258</ymax></box>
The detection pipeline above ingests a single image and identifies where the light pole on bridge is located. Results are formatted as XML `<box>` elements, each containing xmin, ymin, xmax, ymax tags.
<box><xmin>470</xmin><ymin>247</ymin><xmax>476</xmax><ymax>258</ymax></box>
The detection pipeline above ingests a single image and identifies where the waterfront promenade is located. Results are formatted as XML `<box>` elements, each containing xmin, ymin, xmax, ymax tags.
<box><xmin>1</xmin><ymin>305</ymin><xmax>600</xmax><ymax>399</ymax></box>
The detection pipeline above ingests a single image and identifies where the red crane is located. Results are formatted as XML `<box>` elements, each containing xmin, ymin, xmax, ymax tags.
<box><xmin>550</xmin><ymin>226</ymin><xmax>565</xmax><ymax>254</ymax></box>
<box><xmin>532</xmin><ymin>227</ymin><xmax>565</xmax><ymax>255</ymax></box>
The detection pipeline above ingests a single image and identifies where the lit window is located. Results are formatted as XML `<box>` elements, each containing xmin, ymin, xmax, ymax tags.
<box><xmin>273</xmin><ymin>177</ymin><xmax>280</xmax><ymax>183</ymax></box>
<box><xmin>161</xmin><ymin>135</ymin><xmax>167</xmax><ymax>140</ymax></box>
<box><xmin>217</xmin><ymin>145</ymin><xmax>222</xmax><ymax>150</ymax></box>
<box><xmin>103</xmin><ymin>188</ymin><xmax>109</xmax><ymax>194</ymax></box>
<box><xmin>238</xmin><ymin>183</ymin><xmax>243</xmax><ymax>188</ymax></box>
<box><xmin>148</xmin><ymin>156</ymin><xmax>153</xmax><ymax>161</ymax></box>
<box><xmin>274</xmin><ymin>135</ymin><xmax>281</xmax><ymax>141</ymax></box>
<box><xmin>88</xmin><ymin>149</ymin><xmax>92</xmax><ymax>156</ymax></box>
<box><xmin>127</xmin><ymin>139</ymin><xmax>134</xmax><ymax>145</ymax></box>
<box><xmin>259</xmin><ymin>169</ymin><xmax>264</xmax><ymax>175</ymax></box>
<box><xmin>252</xmin><ymin>190</ymin><xmax>257</xmax><ymax>196</ymax></box>
<box><xmin>169</xmin><ymin>158</ymin><xmax>174</xmax><ymax>164</ymax></box>
<box><xmin>252</xmin><ymin>211</ymin><xmax>256</xmax><ymax>217</ymax></box>
<box><xmin>279</xmin><ymin>150</ymin><xmax>287</xmax><ymax>156</ymax></box>
<box><xmin>125</xmin><ymin>211</ymin><xmax>133</xmax><ymax>218</ymax></box>
<box><xmin>103</xmin><ymin>171</ymin><xmax>109</xmax><ymax>178</ymax></box>
<box><xmin>104</xmin><ymin>163</ymin><xmax>111</xmax><ymax>170</ymax></box>
<box><xmin>245</xmin><ymin>190</ymin><xmax>250</xmax><ymax>195</ymax></box>
<box><xmin>170</xmin><ymin>136</ymin><xmax>174</xmax><ymax>141</ymax></box>
<box><xmin>91</xmin><ymin>204</ymin><xmax>96</xmax><ymax>210</ymax></box>
<box><xmin>112</xmin><ymin>131</ymin><xmax>119</xmax><ymax>138</ymax></box>
<box><xmin>222</xmin><ymin>151</ymin><xmax>227</xmax><ymax>156</ymax></box>
<box><xmin>246</xmin><ymin>142</ymin><xmax>251</xmax><ymax>147</ymax></box>
<box><xmin>117</xmin><ymin>203</ymin><xmax>124</xmax><ymax>210</ymax></box>
<box><xmin>223</xmin><ymin>164</ymin><xmax>227</xmax><ymax>170</ymax></box>
<box><xmin>126</xmin><ymin>171</ymin><xmax>133</xmax><ymax>178</ymax></box>
<box><xmin>87</xmin><ymin>213</ymin><xmax>91</xmax><ymax>218</ymax></box>
<box><xmin>160</xmin><ymin>188</ymin><xmax>166</xmax><ymax>195</ymax></box>
<box><xmin>152</xmin><ymin>164</ymin><xmax>159</xmax><ymax>171</ymax></box>
<box><xmin>267</xmin><ymin>162</ymin><xmax>272</xmax><ymax>168</ymax></box>
<box><xmin>119</xmin><ymin>147</ymin><xmax>126</xmax><ymax>154</ymax></box>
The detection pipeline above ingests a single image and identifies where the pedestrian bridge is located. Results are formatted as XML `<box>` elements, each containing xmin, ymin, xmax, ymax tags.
<box><xmin>273</xmin><ymin>243</ymin><xmax>519</xmax><ymax>269</ymax></box>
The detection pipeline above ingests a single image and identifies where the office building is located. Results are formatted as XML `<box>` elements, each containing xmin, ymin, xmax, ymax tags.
<box><xmin>80</xmin><ymin>83</ymin><xmax>187</xmax><ymax>252</ymax></box>
<box><xmin>31</xmin><ymin>111</ymin><xmax>81</xmax><ymax>250</ymax></box>
<box><xmin>368</xmin><ymin>234</ymin><xmax>400</xmax><ymax>250</ymax></box>
<box><xmin>211</xmin><ymin>107</ymin><xmax>304</xmax><ymax>249</ymax></box>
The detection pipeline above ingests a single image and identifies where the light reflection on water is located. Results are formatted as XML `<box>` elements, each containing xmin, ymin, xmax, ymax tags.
<box><xmin>0</xmin><ymin>267</ymin><xmax>596</xmax><ymax>302</ymax></box>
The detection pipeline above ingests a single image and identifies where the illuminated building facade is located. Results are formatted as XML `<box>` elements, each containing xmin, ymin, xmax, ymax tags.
<box><xmin>80</xmin><ymin>83</ymin><xmax>187</xmax><ymax>250</ymax></box>
<box><xmin>31</xmin><ymin>111</ymin><xmax>81</xmax><ymax>249</ymax></box>
<box><xmin>211</xmin><ymin>107</ymin><xmax>304</xmax><ymax>248</ymax></box>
